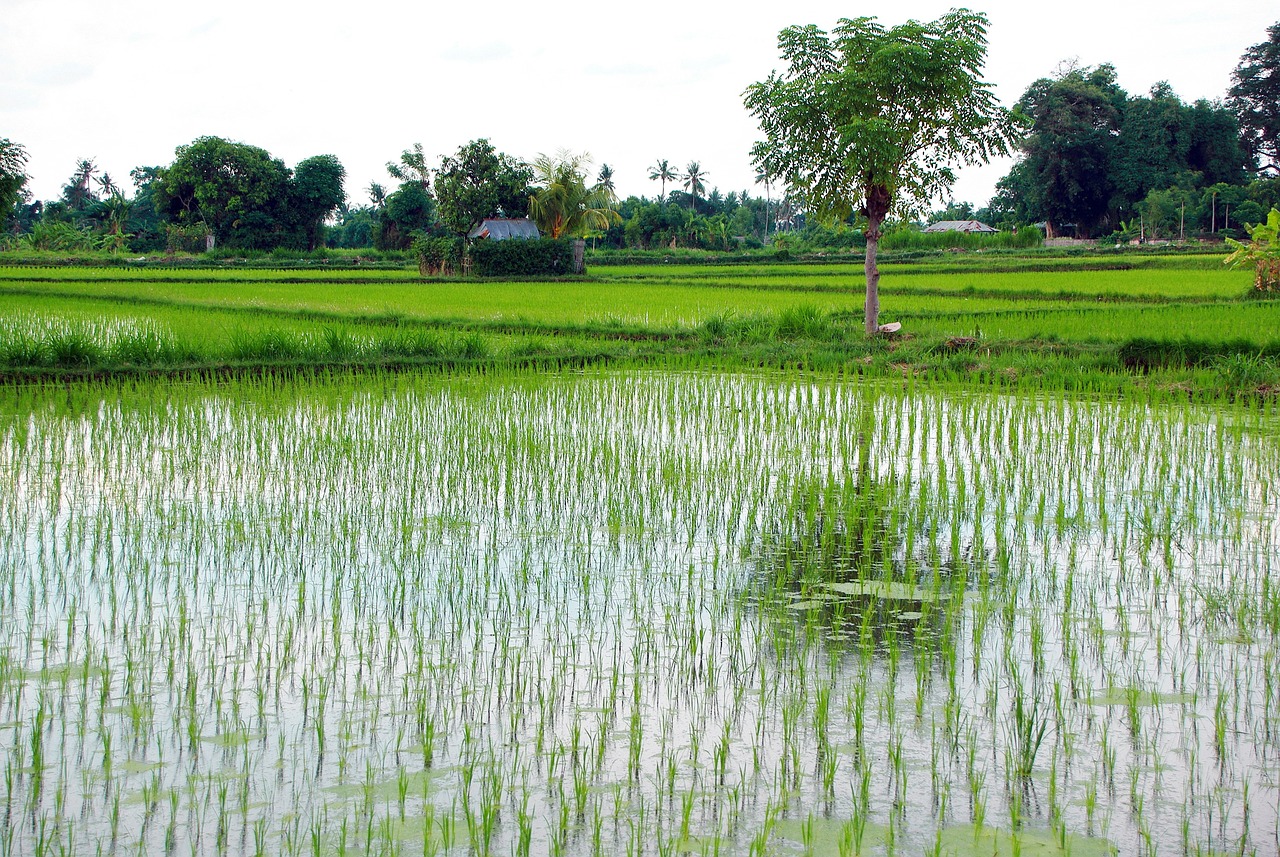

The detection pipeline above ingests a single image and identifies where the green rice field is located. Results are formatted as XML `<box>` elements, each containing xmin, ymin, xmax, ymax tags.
<box><xmin>1</xmin><ymin>254</ymin><xmax>1278</xmax><ymax>855</ymax></box>
<box><xmin>0</xmin><ymin>256</ymin><xmax>1274</xmax><ymax>388</ymax></box>
<box><xmin>1</xmin><ymin>370</ymin><xmax>1277</xmax><ymax>856</ymax></box>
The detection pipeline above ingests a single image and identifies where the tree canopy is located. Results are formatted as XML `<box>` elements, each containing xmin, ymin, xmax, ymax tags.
<box><xmin>997</xmin><ymin>66</ymin><xmax>1248</xmax><ymax>237</ymax></box>
<box><xmin>745</xmin><ymin>9</ymin><xmax>1023</xmax><ymax>333</ymax></box>
<box><xmin>433</xmin><ymin>139</ymin><xmax>532</xmax><ymax>238</ymax></box>
<box><xmin>1229</xmin><ymin>21</ymin><xmax>1280</xmax><ymax>174</ymax></box>
<box><xmin>156</xmin><ymin>137</ymin><xmax>293</xmax><ymax>249</ymax></box>
<box><xmin>289</xmin><ymin>155</ymin><xmax>346</xmax><ymax>250</ymax></box>
<box><xmin>528</xmin><ymin>151</ymin><xmax>620</xmax><ymax>240</ymax></box>
<box><xmin>154</xmin><ymin>137</ymin><xmax>347</xmax><ymax>250</ymax></box>
<box><xmin>0</xmin><ymin>138</ymin><xmax>29</xmax><ymax>225</ymax></box>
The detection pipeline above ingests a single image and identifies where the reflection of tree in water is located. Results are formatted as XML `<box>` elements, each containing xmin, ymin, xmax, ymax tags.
<box><xmin>746</xmin><ymin>429</ymin><xmax>980</xmax><ymax>659</ymax></box>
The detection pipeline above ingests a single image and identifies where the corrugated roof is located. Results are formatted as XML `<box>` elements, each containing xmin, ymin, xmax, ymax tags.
<box><xmin>922</xmin><ymin>220</ymin><xmax>999</xmax><ymax>233</ymax></box>
<box><xmin>469</xmin><ymin>219</ymin><xmax>541</xmax><ymax>240</ymax></box>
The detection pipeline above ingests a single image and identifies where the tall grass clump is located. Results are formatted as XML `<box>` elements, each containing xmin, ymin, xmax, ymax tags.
<box><xmin>879</xmin><ymin>226</ymin><xmax>1043</xmax><ymax>252</ymax></box>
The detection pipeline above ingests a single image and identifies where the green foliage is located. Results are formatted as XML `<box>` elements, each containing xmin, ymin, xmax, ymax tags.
<box><xmin>290</xmin><ymin>155</ymin><xmax>346</xmax><ymax>251</ymax></box>
<box><xmin>879</xmin><ymin>226</ymin><xmax>1041</xmax><ymax>252</ymax></box>
<box><xmin>434</xmin><ymin>139</ymin><xmax>532</xmax><ymax>237</ymax></box>
<box><xmin>125</xmin><ymin>166</ymin><xmax>167</xmax><ymax>253</ymax></box>
<box><xmin>745</xmin><ymin>11</ymin><xmax>1024</xmax><ymax>226</ymax></box>
<box><xmin>157</xmin><ymin>137</ymin><xmax>293</xmax><ymax>250</ymax></box>
<box><xmin>1111</xmin><ymin>85</ymin><xmax>1195</xmax><ymax>204</ymax></box>
<box><xmin>1213</xmin><ymin>351</ymin><xmax>1278</xmax><ymax>391</ymax></box>
<box><xmin>648</xmin><ymin>160</ymin><xmax>679</xmax><ymax>202</ymax></box>
<box><xmin>1006</xmin><ymin>67</ymin><xmax>1248</xmax><ymax>237</ymax></box>
<box><xmin>386</xmin><ymin>143</ymin><xmax>432</xmax><ymax>189</ymax></box>
<box><xmin>3</xmin><ymin>220</ymin><xmax>101</xmax><ymax>252</ymax></box>
<box><xmin>468</xmin><ymin>238</ymin><xmax>574</xmax><ymax>277</ymax></box>
<box><xmin>1117</xmin><ymin>336</ymin><xmax>1280</xmax><ymax>370</ymax></box>
<box><xmin>528</xmin><ymin>151</ymin><xmax>620</xmax><ymax>240</ymax></box>
<box><xmin>164</xmin><ymin>222</ymin><xmax>211</xmax><ymax>254</ymax></box>
<box><xmin>61</xmin><ymin>159</ymin><xmax>100</xmax><ymax>212</ymax></box>
<box><xmin>1012</xmin><ymin>65</ymin><xmax>1126</xmax><ymax>237</ymax></box>
<box><xmin>745</xmin><ymin>9</ymin><xmax>1023</xmax><ymax>333</ymax></box>
<box><xmin>155</xmin><ymin>137</ymin><xmax>348</xmax><ymax>252</ymax></box>
<box><xmin>378</xmin><ymin>182</ymin><xmax>437</xmax><ymax>250</ymax></box>
<box><xmin>1228</xmin><ymin>21</ymin><xmax>1280</xmax><ymax>172</ymax></box>
<box><xmin>412</xmin><ymin>235</ymin><xmax>465</xmax><ymax>276</ymax></box>
<box><xmin>0</xmin><ymin>138</ymin><xmax>29</xmax><ymax>223</ymax></box>
<box><xmin>1224</xmin><ymin>207</ymin><xmax>1280</xmax><ymax>293</ymax></box>
<box><xmin>328</xmin><ymin>207</ymin><xmax>376</xmax><ymax>249</ymax></box>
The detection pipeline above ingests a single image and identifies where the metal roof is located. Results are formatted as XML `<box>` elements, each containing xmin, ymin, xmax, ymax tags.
<box><xmin>922</xmin><ymin>219</ymin><xmax>998</xmax><ymax>233</ymax></box>
<box><xmin>468</xmin><ymin>218</ymin><xmax>541</xmax><ymax>240</ymax></box>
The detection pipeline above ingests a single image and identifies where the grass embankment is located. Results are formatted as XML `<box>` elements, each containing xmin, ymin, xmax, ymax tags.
<box><xmin>0</xmin><ymin>253</ymin><xmax>1276</xmax><ymax>396</ymax></box>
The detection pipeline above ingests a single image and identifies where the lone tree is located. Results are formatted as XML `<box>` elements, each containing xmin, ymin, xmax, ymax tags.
<box><xmin>745</xmin><ymin>9</ymin><xmax>1024</xmax><ymax>334</ymax></box>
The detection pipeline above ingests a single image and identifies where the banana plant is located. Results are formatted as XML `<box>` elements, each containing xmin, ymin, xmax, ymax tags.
<box><xmin>1224</xmin><ymin>207</ymin><xmax>1280</xmax><ymax>293</ymax></box>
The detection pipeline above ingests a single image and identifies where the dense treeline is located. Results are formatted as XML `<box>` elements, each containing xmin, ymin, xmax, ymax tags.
<box><xmin>982</xmin><ymin>22</ymin><xmax>1280</xmax><ymax>240</ymax></box>
<box><xmin>987</xmin><ymin>64</ymin><xmax>1278</xmax><ymax>240</ymax></box>
<box><xmin>2</xmin><ymin>20</ymin><xmax>1278</xmax><ymax>255</ymax></box>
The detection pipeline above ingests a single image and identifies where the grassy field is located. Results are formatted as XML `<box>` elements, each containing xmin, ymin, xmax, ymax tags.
<box><xmin>0</xmin><ymin>252</ymin><xmax>1275</xmax><ymax>395</ymax></box>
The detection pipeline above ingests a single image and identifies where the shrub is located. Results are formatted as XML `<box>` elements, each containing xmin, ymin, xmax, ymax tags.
<box><xmin>1225</xmin><ymin>208</ymin><xmax>1280</xmax><ymax>296</ymax></box>
<box><xmin>468</xmin><ymin>238</ymin><xmax>574</xmax><ymax>277</ymax></box>
<box><xmin>413</xmin><ymin>236</ymin><xmax>465</xmax><ymax>276</ymax></box>
<box><xmin>165</xmin><ymin>222</ymin><xmax>211</xmax><ymax>254</ymax></box>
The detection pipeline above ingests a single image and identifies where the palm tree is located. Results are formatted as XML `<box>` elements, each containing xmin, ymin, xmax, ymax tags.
<box><xmin>63</xmin><ymin>158</ymin><xmax>98</xmax><ymax>210</ymax></box>
<box><xmin>682</xmin><ymin>162</ymin><xmax>707</xmax><ymax>211</ymax></box>
<box><xmin>597</xmin><ymin>163</ymin><xmax>615</xmax><ymax>195</ymax></box>
<box><xmin>754</xmin><ymin>168</ymin><xmax>772</xmax><ymax>237</ymax></box>
<box><xmin>528</xmin><ymin>150</ymin><xmax>620</xmax><ymax>240</ymax></box>
<box><xmin>648</xmin><ymin>159</ymin><xmax>678</xmax><ymax>204</ymax></box>
<box><xmin>95</xmin><ymin>173</ymin><xmax>117</xmax><ymax>199</ymax></box>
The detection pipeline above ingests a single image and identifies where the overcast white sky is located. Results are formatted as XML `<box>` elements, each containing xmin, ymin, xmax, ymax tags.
<box><xmin>3</xmin><ymin>0</ymin><xmax>1274</xmax><ymax>213</ymax></box>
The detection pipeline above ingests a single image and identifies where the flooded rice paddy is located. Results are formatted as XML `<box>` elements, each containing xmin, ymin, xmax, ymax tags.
<box><xmin>1</xmin><ymin>371</ymin><xmax>1277</xmax><ymax>856</ymax></box>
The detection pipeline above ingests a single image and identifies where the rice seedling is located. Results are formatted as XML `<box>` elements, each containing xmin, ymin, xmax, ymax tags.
<box><xmin>0</xmin><ymin>367</ymin><xmax>1274</xmax><ymax>855</ymax></box>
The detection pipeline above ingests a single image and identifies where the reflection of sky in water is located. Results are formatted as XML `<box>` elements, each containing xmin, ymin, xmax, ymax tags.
<box><xmin>0</xmin><ymin>372</ymin><xmax>1277</xmax><ymax>856</ymax></box>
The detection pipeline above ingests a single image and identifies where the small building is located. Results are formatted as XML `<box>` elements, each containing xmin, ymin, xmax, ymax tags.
<box><xmin>468</xmin><ymin>218</ymin><xmax>540</xmax><ymax>240</ymax></box>
<box><xmin>922</xmin><ymin>220</ymin><xmax>999</xmax><ymax>234</ymax></box>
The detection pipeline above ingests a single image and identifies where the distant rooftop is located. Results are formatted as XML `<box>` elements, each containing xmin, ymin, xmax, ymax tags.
<box><xmin>922</xmin><ymin>220</ymin><xmax>998</xmax><ymax>234</ymax></box>
<box><xmin>468</xmin><ymin>218</ymin><xmax>541</xmax><ymax>240</ymax></box>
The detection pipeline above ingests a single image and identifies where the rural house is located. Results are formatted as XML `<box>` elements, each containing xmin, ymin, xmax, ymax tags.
<box><xmin>468</xmin><ymin>218</ymin><xmax>541</xmax><ymax>240</ymax></box>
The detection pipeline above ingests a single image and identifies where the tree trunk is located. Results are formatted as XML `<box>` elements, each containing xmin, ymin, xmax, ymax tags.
<box><xmin>571</xmin><ymin>239</ymin><xmax>585</xmax><ymax>274</ymax></box>
<box><xmin>863</xmin><ymin>184</ymin><xmax>890</xmax><ymax>336</ymax></box>
<box><xmin>864</xmin><ymin>218</ymin><xmax>881</xmax><ymax>335</ymax></box>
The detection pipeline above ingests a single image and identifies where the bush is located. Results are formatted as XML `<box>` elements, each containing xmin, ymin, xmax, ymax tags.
<box><xmin>468</xmin><ymin>238</ymin><xmax>574</xmax><ymax>277</ymax></box>
<box><xmin>1225</xmin><ymin>208</ymin><xmax>1280</xmax><ymax>296</ymax></box>
<box><xmin>413</xmin><ymin>236</ymin><xmax>465</xmax><ymax>276</ymax></box>
<box><xmin>165</xmin><ymin>222</ymin><xmax>210</xmax><ymax>254</ymax></box>
<box><xmin>2</xmin><ymin>221</ymin><xmax>100</xmax><ymax>252</ymax></box>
